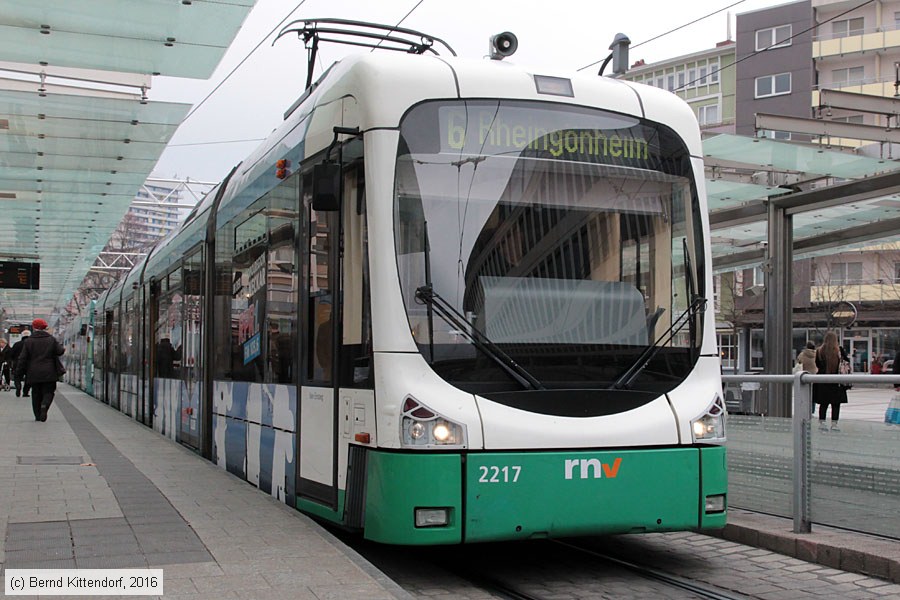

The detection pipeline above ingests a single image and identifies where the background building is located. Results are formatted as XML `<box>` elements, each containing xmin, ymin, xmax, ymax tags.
<box><xmin>622</xmin><ymin>40</ymin><xmax>737</xmax><ymax>134</ymax></box>
<box><xmin>625</xmin><ymin>0</ymin><xmax>900</xmax><ymax>375</ymax></box>
<box><xmin>735</xmin><ymin>0</ymin><xmax>814</xmax><ymax>140</ymax></box>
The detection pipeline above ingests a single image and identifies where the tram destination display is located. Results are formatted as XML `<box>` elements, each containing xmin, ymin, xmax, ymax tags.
<box><xmin>0</xmin><ymin>261</ymin><xmax>39</xmax><ymax>290</ymax></box>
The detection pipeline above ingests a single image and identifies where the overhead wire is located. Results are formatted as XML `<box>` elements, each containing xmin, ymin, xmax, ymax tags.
<box><xmin>181</xmin><ymin>0</ymin><xmax>310</xmax><ymax>124</ymax></box>
<box><xmin>179</xmin><ymin>0</ymin><xmax>426</xmax><ymax>144</ymax></box>
<box><xmin>168</xmin><ymin>138</ymin><xmax>267</xmax><ymax>147</ymax></box>
<box><xmin>577</xmin><ymin>0</ymin><xmax>749</xmax><ymax>72</ymax></box>
<box><xmin>371</xmin><ymin>0</ymin><xmax>428</xmax><ymax>53</ymax></box>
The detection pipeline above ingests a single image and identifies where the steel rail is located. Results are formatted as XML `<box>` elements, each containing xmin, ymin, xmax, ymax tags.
<box><xmin>554</xmin><ymin>540</ymin><xmax>754</xmax><ymax>600</ymax></box>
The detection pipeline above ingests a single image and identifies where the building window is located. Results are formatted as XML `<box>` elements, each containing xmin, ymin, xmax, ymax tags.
<box><xmin>699</xmin><ymin>66</ymin><xmax>708</xmax><ymax>85</ymax></box>
<box><xmin>831</xmin><ymin>115</ymin><xmax>865</xmax><ymax>124</ymax></box>
<box><xmin>755</xmin><ymin>73</ymin><xmax>791</xmax><ymax>98</ymax></box>
<box><xmin>656</xmin><ymin>76</ymin><xmax>664</xmax><ymax>88</ymax></box>
<box><xmin>753</xmin><ymin>265</ymin><xmax>765</xmax><ymax>287</ymax></box>
<box><xmin>718</xmin><ymin>333</ymin><xmax>737</xmax><ymax>370</ymax></box>
<box><xmin>832</xmin><ymin>17</ymin><xmax>864</xmax><ymax>38</ymax></box>
<box><xmin>895</xmin><ymin>11</ymin><xmax>900</xmax><ymax>30</ymax></box>
<box><xmin>709</xmin><ymin>61</ymin><xmax>719</xmax><ymax>83</ymax></box>
<box><xmin>832</xmin><ymin>66</ymin><xmax>865</xmax><ymax>87</ymax></box>
<box><xmin>894</xmin><ymin>262</ymin><xmax>900</xmax><ymax>282</ymax></box>
<box><xmin>831</xmin><ymin>261</ymin><xmax>863</xmax><ymax>283</ymax></box>
<box><xmin>698</xmin><ymin>104</ymin><xmax>720</xmax><ymax>125</ymax></box>
<box><xmin>759</xmin><ymin>130</ymin><xmax>792</xmax><ymax>141</ymax></box>
<box><xmin>755</xmin><ymin>24</ymin><xmax>792</xmax><ymax>50</ymax></box>
<box><xmin>667</xmin><ymin>74</ymin><xmax>675</xmax><ymax>91</ymax></box>
<box><xmin>687</xmin><ymin>68</ymin><xmax>696</xmax><ymax>87</ymax></box>
<box><xmin>750</xmin><ymin>329</ymin><xmax>765</xmax><ymax>370</ymax></box>
<box><xmin>677</xmin><ymin>71</ymin><xmax>686</xmax><ymax>88</ymax></box>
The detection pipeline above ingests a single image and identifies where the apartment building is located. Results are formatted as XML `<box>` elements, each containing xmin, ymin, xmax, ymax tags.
<box><xmin>619</xmin><ymin>41</ymin><xmax>737</xmax><ymax>133</ymax></box>
<box><xmin>624</xmin><ymin>0</ymin><xmax>900</xmax><ymax>373</ymax></box>
<box><xmin>735</xmin><ymin>0</ymin><xmax>815</xmax><ymax>139</ymax></box>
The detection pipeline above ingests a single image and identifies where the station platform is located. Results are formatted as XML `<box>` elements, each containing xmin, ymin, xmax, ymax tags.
<box><xmin>2</xmin><ymin>384</ymin><xmax>898</xmax><ymax>597</ymax></box>
<box><xmin>0</xmin><ymin>384</ymin><xmax>411</xmax><ymax>599</ymax></box>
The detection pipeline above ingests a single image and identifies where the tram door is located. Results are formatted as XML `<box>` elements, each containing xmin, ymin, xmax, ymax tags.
<box><xmin>102</xmin><ymin>310</ymin><xmax>114</xmax><ymax>405</ymax></box>
<box><xmin>299</xmin><ymin>198</ymin><xmax>338</xmax><ymax>507</ymax></box>
<box><xmin>180</xmin><ymin>250</ymin><xmax>204</xmax><ymax>450</ymax></box>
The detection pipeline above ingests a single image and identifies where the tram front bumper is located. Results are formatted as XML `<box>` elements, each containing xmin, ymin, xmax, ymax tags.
<box><xmin>363</xmin><ymin>446</ymin><xmax>727</xmax><ymax>545</ymax></box>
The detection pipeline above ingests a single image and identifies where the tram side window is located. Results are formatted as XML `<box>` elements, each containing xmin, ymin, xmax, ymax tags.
<box><xmin>122</xmin><ymin>298</ymin><xmax>135</xmax><ymax>374</ymax></box>
<box><xmin>232</xmin><ymin>210</ymin><xmax>267</xmax><ymax>383</ymax></box>
<box><xmin>340</xmin><ymin>168</ymin><xmax>374</xmax><ymax>389</ymax></box>
<box><xmin>109</xmin><ymin>306</ymin><xmax>120</xmax><ymax>374</ymax></box>
<box><xmin>266</xmin><ymin>182</ymin><xmax>298</xmax><ymax>385</ymax></box>
<box><xmin>155</xmin><ymin>272</ymin><xmax>181</xmax><ymax>379</ymax></box>
<box><xmin>183</xmin><ymin>253</ymin><xmax>203</xmax><ymax>382</ymax></box>
<box><xmin>308</xmin><ymin>206</ymin><xmax>335</xmax><ymax>385</ymax></box>
<box><xmin>227</xmin><ymin>174</ymin><xmax>301</xmax><ymax>385</ymax></box>
<box><xmin>94</xmin><ymin>312</ymin><xmax>103</xmax><ymax>371</ymax></box>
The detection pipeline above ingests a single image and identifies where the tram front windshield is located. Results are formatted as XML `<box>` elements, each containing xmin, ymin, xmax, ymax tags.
<box><xmin>394</xmin><ymin>100</ymin><xmax>705</xmax><ymax>395</ymax></box>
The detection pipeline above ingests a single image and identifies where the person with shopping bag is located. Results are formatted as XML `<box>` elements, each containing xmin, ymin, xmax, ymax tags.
<box><xmin>814</xmin><ymin>331</ymin><xmax>849</xmax><ymax>432</ymax></box>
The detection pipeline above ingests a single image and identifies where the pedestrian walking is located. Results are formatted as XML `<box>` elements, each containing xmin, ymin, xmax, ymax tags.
<box><xmin>0</xmin><ymin>338</ymin><xmax>10</xmax><ymax>390</ymax></box>
<box><xmin>9</xmin><ymin>329</ymin><xmax>31</xmax><ymax>397</ymax></box>
<box><xmin>15</xmin><ymin>319</ymin><xmax>65</xmax><ymax>422</ymax></box>
<box><xmin>814</xmin><ymin>331</ymin><xmax>849</xmax><ymax>431</ymax></box>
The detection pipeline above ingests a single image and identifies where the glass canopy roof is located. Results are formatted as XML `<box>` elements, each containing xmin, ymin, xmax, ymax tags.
<box><xmin>0</xmin><ymin>0</ymin><xmax>255</xmax><ymax>324</ymax></box>
<box><xmin>703</xmin><ymin>134</ymin><xmax>896</xmax><ymax>179</ymax></box>
<box><xmin>0</xmin><ymin>0</ymin><xmax>255</xmax><ymax>78</ymax></box>
<box><xmin>703</xmin><ymin>134</ymin><xmax>900</xmax><ymax>272</ymax></box>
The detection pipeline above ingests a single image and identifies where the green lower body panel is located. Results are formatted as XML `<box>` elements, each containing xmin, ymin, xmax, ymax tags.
<box><xmin>364</xmin><ymin>452</ymin><xmax>463</xmax><ymax>545</ymax></box>
<box><xmin>297</xmin><ymin>492</ymin><xmax>345</xmax><ymax>524</ymax></box>
<box><xmin>362</xmin><ymin>447</ymin><xmax>727</xmax><ymax>545</ymax></box>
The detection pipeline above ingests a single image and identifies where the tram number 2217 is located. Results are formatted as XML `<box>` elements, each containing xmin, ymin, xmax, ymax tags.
<box><xmin>478</xmin><ymin>465</ymin><xmax>522</xmax><ymax>483</ymax></box>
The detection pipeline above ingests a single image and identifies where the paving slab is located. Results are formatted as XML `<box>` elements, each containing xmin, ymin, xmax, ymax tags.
<box><xmin>0</xmin><ymin>385</ymin><xmax>411</xmax><ymax>599</ymax></box>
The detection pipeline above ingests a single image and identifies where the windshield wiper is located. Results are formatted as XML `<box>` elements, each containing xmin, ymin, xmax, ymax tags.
<box><xmin>415</xmin><ymin>285</ymin><xmax>545</xmax><ymax>391</ymax></box>
<box><xmin>610</xmin><ymin>295</ymin><xmax>707</xmax><ymax>390</ymax></box>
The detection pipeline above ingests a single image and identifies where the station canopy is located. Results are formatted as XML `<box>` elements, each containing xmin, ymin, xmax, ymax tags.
<box><xmin>0</xmin><ymin>0</ymin><xmax>256</xmax><ymax>325</ymax></box>
<box><xmin>703</xmin><ymin>133</ymin><xmax>900</xmax><ymax>272</ymax></box>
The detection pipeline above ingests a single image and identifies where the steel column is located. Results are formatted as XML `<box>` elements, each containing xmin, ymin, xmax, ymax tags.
<box><xmin>792</xmin><ymin>372</ymin><xmax>812</xmax><ymax>533</ymax></box>
<box><xmin>765</xmin><ymin>202</ymin><xmax>793</xmax><ymax>417</ymax></box>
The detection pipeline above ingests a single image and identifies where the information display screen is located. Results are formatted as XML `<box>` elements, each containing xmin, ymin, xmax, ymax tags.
<box><xmin>0</xmin><ymin>261</ymin><xmax>40</xmax><ymax>290</ymax></box>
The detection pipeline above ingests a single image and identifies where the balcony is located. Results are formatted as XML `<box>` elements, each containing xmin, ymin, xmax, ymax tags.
<box><xmin>811</xmin><ymin>279</ymin><xmax>900</xmax><ymax>303</ymax></box>
<box><xmin>813</xmin><ymin>26</ymin><xmax>900</xmax><ymax>58</ymax></box>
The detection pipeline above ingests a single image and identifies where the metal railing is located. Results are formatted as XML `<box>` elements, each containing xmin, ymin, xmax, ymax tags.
<box><xmin>721</xmin><ymin>373</ymin><xmax>900</xmax><ymax>534</ymax></box>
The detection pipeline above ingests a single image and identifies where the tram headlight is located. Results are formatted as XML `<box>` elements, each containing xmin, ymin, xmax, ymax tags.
<box><xmin>432</xmin><ymin>422</ymin><xmax>451</xmax><ymax>442</ymax></box>
<box><xmin>400</xmin><ymin>396</ymin><xmax>467</xmax><ymax>448</ymax></box>
<box><xmin>409</xmin><ymin>422</ymin><xmax>426</xmax><ymax>440</ymax></box>
<box><xmin>690</xmin><ymin>395</ymin><xmax>726</xmax><ymax>444</ymax></box>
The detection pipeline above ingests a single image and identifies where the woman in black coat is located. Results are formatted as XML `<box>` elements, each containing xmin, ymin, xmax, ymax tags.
<box><xmin>814</xmin><ymin>331</ymin><xmax>848</xmax><ymax>431</ymax></box>
<box><xmin>15</xmin><ymin>318</ymin><xmax>64</xmax><ymax>422</ymax></box>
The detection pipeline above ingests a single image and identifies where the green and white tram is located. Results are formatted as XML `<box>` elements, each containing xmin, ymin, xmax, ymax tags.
<box><xmin>87</xmin><ymin>21</ymin><xmax>726</xmax><ymax>545</ymax></box>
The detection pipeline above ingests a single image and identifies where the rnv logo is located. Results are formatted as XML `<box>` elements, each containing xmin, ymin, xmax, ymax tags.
<box><xmin>564</xmin><ymin>457</ymin><xmax>622</xmax><ymax>480</ymax></box>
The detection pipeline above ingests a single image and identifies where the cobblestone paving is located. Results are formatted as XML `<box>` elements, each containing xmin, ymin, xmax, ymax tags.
<box><xmin>353</xmin><ymin>531</ymin><xmax>900</xmax><ymax>599</ymax></box>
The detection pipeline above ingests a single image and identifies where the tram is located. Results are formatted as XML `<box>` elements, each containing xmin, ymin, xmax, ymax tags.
<box><xmin>78</xmin><ymin>21</ymin><xmax>726</xmax><ymax>544</ymax></box>
<box><xmin>62</xmin><ymin>299</ymin><xmax>95</xmax><ymax>395</ymax></box>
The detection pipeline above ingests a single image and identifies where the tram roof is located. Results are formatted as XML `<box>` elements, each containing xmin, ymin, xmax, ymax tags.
<box><xmin>703</xmin><ymin>134</ymin><xmax>900</xmax><ymax>272</ymax></box>
<box><xmin>0</xmin><ymin>0</ymin><xmax>256</xmax><ymax>326</ymax></box>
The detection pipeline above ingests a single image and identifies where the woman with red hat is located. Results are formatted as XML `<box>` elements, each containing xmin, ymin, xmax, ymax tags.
<box><xmin>15</xmin><ymin>318</ymin><xmax>65</xmax><ymax>422</ymax></box>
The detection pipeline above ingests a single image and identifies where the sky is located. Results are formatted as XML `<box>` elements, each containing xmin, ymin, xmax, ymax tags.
<box><xmin>149</xmin><ymin>0</ymin><xmax>788</xmax><ymax>184</ymax></box>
